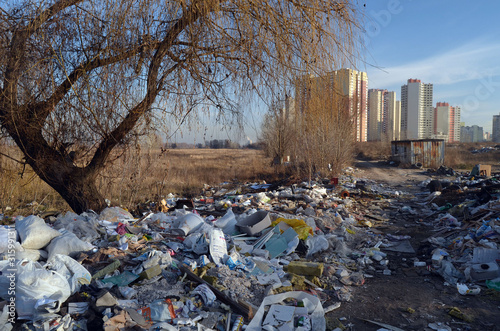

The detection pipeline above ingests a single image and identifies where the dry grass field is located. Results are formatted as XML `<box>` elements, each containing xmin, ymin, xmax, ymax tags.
<box><xmin>2</xmin><ymin>140</ymin><xmax>499</xmax><ymax>216</ymax></box>
<box><xmin>0</xmin><ymin>145</ymin><xmax>275</xmax><ymax>216</ymax></box>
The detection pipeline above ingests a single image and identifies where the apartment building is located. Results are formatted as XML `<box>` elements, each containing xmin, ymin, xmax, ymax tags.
<box><xmin>401</xmin><ymin>79</ymin><xmax>433</xmax><ymax>140</ymax></box>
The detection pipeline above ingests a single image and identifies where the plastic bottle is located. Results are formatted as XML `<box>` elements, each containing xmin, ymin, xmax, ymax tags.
<box><xmin>334</xmin><ymin>212</ymin><xmax>343</xmax><ymax>225</ymax></box>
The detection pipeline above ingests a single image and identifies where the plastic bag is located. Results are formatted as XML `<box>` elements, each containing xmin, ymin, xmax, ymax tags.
<box><xmin>172</xmin><ymin>213</ymin><xmax>204</xmax><ymax>236</ymax></box>
<box><xmin>0</xmin><ymin>305</ymin><xmax>13</xmax><ymax>331</ymax></box>
<box><xmin>54</xmin><ymin>212</ymin><xmax>100</xmax><ymax>242</ymax></box>
<box><xmin>0</xmin><ymin>225</ymin><xmax>15</xmax><ymax>254</ymax></box>
<box><xmin>46</xmin><ymin>230</ymin><xmax>94</xmax><ymax>261</ymax></box>
<box><xmin>0</xmin><ymin>260</ymin><xmax>12</xmax><ymax>299</ymax></box>
<box><xmin>192</xmin><ymin>284</ymin><xmax>216</xmax><ymax>306</ymax></box>
<box><xmin>183</xmin><ymin>233</ymin><xmax>208</xmax><ymax>255</ymax></box>
<box><xmin>16</xmin><ymin>215</ymin><xmax>61</xmax><ymax>250</ymax></box>
<box><xmin>99</xmin><ymin>207</ymin><xmax>134</xmax><ymax>222</ymax></box>
<box><xmin>305</xmin><ymin>235</ymin><xmax>329</xmax><ymax>257</ymax></box>
<box><xmin>271</xmin><ymin>218</ymin><xmax>314</xmax><ymax>240</ymax></box>
<box><xmin>214</xmin><ymin>208</ymin><xmax>237</xmax><ymax>235</ymax></box>
<box><xmin>15</xmin><ymin>259</ymin><xmax>71</xmax><ymax>319</ymax></box>
<box><xmin>16</xmin><ymin>247</ymin><xmax>48</xmax><ymax>262</ymax></box>
<box><xmin>47</xmin><ymin>254</ymin><xmax>91</xmax><ymax>293</ymax></box>
<box><xmin>437</xmin><ymin>260</ymin><xmax>464</xmax><ymax>284</ymax></box>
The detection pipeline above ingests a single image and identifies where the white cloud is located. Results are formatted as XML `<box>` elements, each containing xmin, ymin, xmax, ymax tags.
<box><xmin>366</xmin><ymin>40</ymin><xmax>500</xmax><ymax>89</ymax></box>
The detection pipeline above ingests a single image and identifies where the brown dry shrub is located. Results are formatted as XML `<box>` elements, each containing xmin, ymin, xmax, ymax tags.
<box><xmin>445</xmin><ymin>142</ymin><xmax>500</xmax><ymax>169</ymax></box>
<box><xmin>354</xmin><ymin>141</ymin><xmax>392</xmax><ymax>160</ymax></box>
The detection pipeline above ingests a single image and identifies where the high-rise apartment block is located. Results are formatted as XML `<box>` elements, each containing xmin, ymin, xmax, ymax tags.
<box><xmin>401</xmin><ymin>79</ymin><xmax>433</xmax><ymax>140</ymax></box>
<box><xmin>368</xmin><ymin>89</ymin><xmax>385</xmax><ymax>141</ymax></box>
<box><xmin>434</xmin><ymin>102</ymin><xmax>461</xmax><ymax>142</ymax></box>
<box><xmin>388</xmin><ymin>95</ymin><xmax>402</xmax><ymax>141</ymax></box>
<box><xmin>460</xmin><ymin>125</ymin><xmax>484</xmax><ymax>143</ymax></box>
<box><xmin>492</xmin><ymin>113</ymin><xmax>500</xmax><ymax>143</ymax></box>
<box><xmin>295</xmin><ymin>68</ymin><xmax>368</xmax><ymax>142</ymax></box>
<box><xmin>367</xmin><ymin>89</ymin><xmax>401</xmax><ymax>141</ymax></box>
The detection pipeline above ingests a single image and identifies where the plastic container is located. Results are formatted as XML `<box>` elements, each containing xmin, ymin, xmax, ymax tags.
<box><xmin>472</xmin><ymin>247</ymin><xmax>500</xmax><ymax>264</ymax></box>
<box><xmin>173</xmin><ymin>213</ymin><xmax>204</xmax><ymax>236</ymax></box>
<box><xmin>236</xmin><ymin>211</ymin><xmax>271</xmax><ymax>236</ymax></box>
<box><xmin>471</xmin><ymin>262</ymin><xmax>500</xmax><ymax>281</ymax></box>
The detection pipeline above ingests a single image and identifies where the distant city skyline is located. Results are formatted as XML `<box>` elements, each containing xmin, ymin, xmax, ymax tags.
<box><xmin>171</xmin><ymin>1</ymin><xmax>500</xmax><ymax>143</ymax></box>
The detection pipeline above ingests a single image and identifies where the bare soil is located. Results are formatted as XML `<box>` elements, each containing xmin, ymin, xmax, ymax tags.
<box><xmin>326</xmin><ymin>160</ymin><xmax>500</xmax><ymax>331</ymax></box>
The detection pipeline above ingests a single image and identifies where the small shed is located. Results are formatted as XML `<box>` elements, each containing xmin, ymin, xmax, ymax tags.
<box><xmin>391</xmin><ymin>139</ymin><xmax>445</xmax><ymax>168</ymax></box>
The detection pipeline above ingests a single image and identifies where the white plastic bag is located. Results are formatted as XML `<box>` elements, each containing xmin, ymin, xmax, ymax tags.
<box><xmin>16</xmin><ymin>247</ymin><xmax>48</xmax><ymax>262</ymax></box>
<box><xmin>172</xmin><ymin>213</ymin><xmax>204</xmax><ymax>236</ymax></box>
<box><xmin>46</xmin><ymin>254</ymin><xmax>91</xmax><ymax>293</ymax></box>
<box><xmin>0</xmin><ymin>305</ymin><xmax>13</xmax><ymax>331</ymax></box>
<box><xmin>305</xmin><ymin>235</ymin><xmax>329</xmax><ymax>257</ymax></box>
<box><xmin>54</xmin><ymin>212</ymin><xmax>100</xmax><ymax>242</ymax></box>
<box><xmin>0</xmin><ymin>260</ymin><xmax>12</xmax><ymax>299</ymax></box>
<box><xmin>15</xmin><ymin>259</ymin><xmax>71</xmax><ymax>319</ymax></box>
<box><xmin>46</xmin><ymin>230</ymin><xmax>94</xmax><ymax>261</ymax></box>
<box><xmin>214</xmin><ymin>209</ymin><xmax>237</xmax><ymax>235</ymax></box>
<box><xmin>16</xmin><ymin>215</ymin><xmax>61</xmax><ymax>250</ymax></box>
<box><xmin>0</xmin><ymin>225</ymin><xmax>15</xmax><ymax>254</ymax></box>
<box><xmin>183</xmin><ymin>233</ymin><xmax>208</xmax><ymax>255</ymax></box>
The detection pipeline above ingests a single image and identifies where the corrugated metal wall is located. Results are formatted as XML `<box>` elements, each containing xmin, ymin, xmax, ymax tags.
<box><xmin>391</xmin><ymin>139</ymin><xmax>444</xmax><ymax>168</ymax></box>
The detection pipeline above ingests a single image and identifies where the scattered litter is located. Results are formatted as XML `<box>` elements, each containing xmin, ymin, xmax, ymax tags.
<box><xmin>2</xmin><ymin>166</ymin><xmax>500</xmax><ymax>329</ymax></box>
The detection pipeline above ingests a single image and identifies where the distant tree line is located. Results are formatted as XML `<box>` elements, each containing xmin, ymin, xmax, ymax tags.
<box><xmin>164</xmin><ymin>140</ymin><xmax>264</xmax><ymax>149</ymax></box>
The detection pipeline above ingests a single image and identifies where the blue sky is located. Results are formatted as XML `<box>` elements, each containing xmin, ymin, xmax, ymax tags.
<box><xmin>173</xmin><ymin>0</ymin><xmax>500</xmax><ymax>143</ymax></box>
<box><xmin>363</xmin><ymin>0</ymin><xmax>500</xmax><ymax>133</ymax></box>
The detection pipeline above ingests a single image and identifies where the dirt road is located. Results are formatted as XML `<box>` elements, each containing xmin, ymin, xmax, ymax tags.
<box><xmin>327</xmin><ymin>161</ymin><xmax>500</xmax><ymax>331</ymax></box>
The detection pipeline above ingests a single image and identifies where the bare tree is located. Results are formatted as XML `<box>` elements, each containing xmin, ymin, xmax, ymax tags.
<box><xmin>0</xmin><ymin>0</ymin><xmax>362</xmax><ymax>213</ymax></box>
<box><xmin>293</xmin><ymin>75</ymin><xmax>354</xmax><ymax>179</ymax></box>
<box><xmin>261</xmin><ymin>97</ymin><xmax>295</xmax><ymax>165</ymax></box>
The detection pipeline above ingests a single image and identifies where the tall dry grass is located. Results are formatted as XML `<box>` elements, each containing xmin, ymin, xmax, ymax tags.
<box><xmin>0</xmin><ymin>144</ymin><xmax>275</xmax><ymax>216</ymax></box>
<box><xmin>444</xmin><ymin>142</ymin><xmax>500</xmax><ymax>169</ymax></box>
<box><xmin>354</xmin><ymin>141</ymin><xmax>392</xmax><ymax>160</ymax></box>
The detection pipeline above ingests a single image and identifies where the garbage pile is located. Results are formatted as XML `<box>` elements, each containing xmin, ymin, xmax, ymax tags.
<box><xmin>417</xmin><ymin>174</ymin><xmax>500</xmax><ymax>291</ymax></box>
<box><xmin>0</xmin><ymin>168</ymin><xmax>499</xmax><ymax>330</ymax></box>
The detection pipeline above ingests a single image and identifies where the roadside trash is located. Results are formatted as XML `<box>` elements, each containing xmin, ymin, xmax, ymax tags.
<box><xmin>246</xmin><ymin>291</ymin><xmax>325</xmax><ymax>331</ymax></box>
<box><xmin>448</xmin><ymin>307</ymin><xmax>473</xmax><ymax>322</ymax></box>
<box><xmin>172</xmin><ymin>212</ymin><xmax>204</xmax><ymax>236</ymax></box>
<box><xmin>93</xmin><ymin>259</ymin><xmax>121</xmax><ymax>279</ymax></box>
<box><xmin>47</xmin><ymin>254</ymin><xmax>91</xmax><ymax>292</ymax></box>
<box><xmin>437</xmin><ymin>260</ymin><xmax>464</xmax><ymax>284</ymax></box>
<box><xmin>237</xmin><ymin>211</ymin><xmax>271</xmax><ymax>235</ymax></box>
<box><xmin>102</xmin><ymin>271</ymin><xmax>139</xmax><ymax>286</ymax></box>
<box><xmin>46</xmin><ymin>230</ymin><xmax>95</xmax><ymax>261</ymax></box>
<box><xmin>4</xmin><ymin>163</ymin><xmax>500</xmax><ymax>329</ymax></box>
<box><xmin>214</xmin><ymin>208</ymin><xmax>237</xmax><ymax>235</ymax></box>
<box><xmin>99</xmin><ymin>207</ymin><xmax>134</xmax><ymax>222</ymax></box>
<box><xmin>486</xmin><ymin>277</ymin><xmax>500</xmax><ymax>291</ymax></box>
<box><xmin>209</xmin><ymin>227</ymin><xmax>227</xmax><ymax>266</ymax></box>
<box><xmin>431</xmin><ymin>248</ymin><xmax>449</xmax><ymax>267</ymax></box>
<box><xmin>457</xmin><ymin>283</ymin><xmax>481</xmax><ymax>295</ymax></box>
<box><xmin>16</xmin><ymin>259</ymin><xmax>72</xmax><ymax>319</ymax></box>
<box><xmin>470</xmin><ymin>262</ymin><xmax>499</xmax><ymax>281</ymax></box>
<box><xmin>16</xmin><ymin>215</ymin><xmax>61</xmax><ymax>249</ymax></box>
<box><xmin>305</xmin><ymin>234</ymin><xmax>329</xmax><ymax>257</ymax></box>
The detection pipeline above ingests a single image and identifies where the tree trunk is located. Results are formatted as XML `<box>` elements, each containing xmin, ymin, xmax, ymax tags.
<box><xmin>26</xmin><ymin>153</ymin><xmax>108</xmax><ymax>214</ymax></box>
<box><xmin>50</xmin><ymin>173</ymin><xmax>108</xmax><ymax>214</ymax></box>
